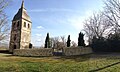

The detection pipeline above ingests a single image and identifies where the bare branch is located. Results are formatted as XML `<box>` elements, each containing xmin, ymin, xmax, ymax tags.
<box><xmin>83</xmin><ymin>12</ymin><xmax>112</xmax><ymax>44</ymax></box>
<box><xmin>104</xmin><ymin>0</ymin><xmax>120</xmax><ymax>32</ymax></box>
<box><xmin>0</xmin><ymin>0</ymin><xmax>10</xmax><ymax>42</ymax></box>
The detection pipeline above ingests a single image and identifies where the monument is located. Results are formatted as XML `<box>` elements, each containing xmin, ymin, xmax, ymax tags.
<box><xmin>9</xmin><ymin>0</ymin><xmax>32</xmax><ymax>52</ymax></box>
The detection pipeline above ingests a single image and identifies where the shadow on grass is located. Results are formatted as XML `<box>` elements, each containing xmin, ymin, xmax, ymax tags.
<box><xmin>1</xmin><ymin>51</ymin><xmax>120</xmax><ymax>63</ymax></box>
<box><xmin>0</xmin><ymin>50</ymin><xmax>9</xmax><ymax>53</ymax></box>
<box><xmin>59</xmin><ymin>52</ymin><xmax>120</xmax><ymax>62</ymax></box>
<box><xmin>60</xmin><ymin>54</ymin><xmax>92</xmax><ymax>62</ymax></box>
<box><xmin>89</xmin><ymin>61</ymin><xmax>120</xmax><ymax>72</ymax></box>
<box><xmin>0</xmin><ymin>50</ymin><xmax>13</xmax><ymax>57</ymax></box>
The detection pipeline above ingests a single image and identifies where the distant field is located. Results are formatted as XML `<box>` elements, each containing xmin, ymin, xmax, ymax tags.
<box><xmin>0</xmin><ymin>47</ymin><xmax>8</xmax><ymax>50</ymax></box>
<box><xmin>0</xmin><ymin>53</ymin><xmax>120</xmax><ymax>72</ymax></box>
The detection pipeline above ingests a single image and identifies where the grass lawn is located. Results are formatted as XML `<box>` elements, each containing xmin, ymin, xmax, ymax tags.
<box><xmin>0</xmin><ymin>53</ymin><xmax>120</xmax><ymax>72</ymax></box>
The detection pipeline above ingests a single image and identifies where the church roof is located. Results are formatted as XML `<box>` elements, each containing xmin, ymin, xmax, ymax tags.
<box><xmin>13</xmin><ymin>1</ymin><xmax>31</xmax><ymax>22</ymax></box>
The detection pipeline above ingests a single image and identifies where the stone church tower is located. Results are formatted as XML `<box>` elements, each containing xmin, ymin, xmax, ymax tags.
<box><xmin>9</xmin><ymin>0</ymin><xmax>32</xmax><ymax>52</ymax></box>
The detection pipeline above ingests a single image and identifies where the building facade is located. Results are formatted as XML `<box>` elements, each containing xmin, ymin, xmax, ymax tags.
<box><xmin>9</xmin><ymin>1</ymin><xmax>32</xmax><ymax>52</ymax></box>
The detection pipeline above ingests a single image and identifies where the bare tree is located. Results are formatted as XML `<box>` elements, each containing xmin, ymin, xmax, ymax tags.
<box><xmin>83</xmin><ymin>13</ymin><xmax>112</xmax><ymax>44</ymax></box>
<box><xmin>104</xmin><ymin>0</ymin><xmax>120</xmax><ymax>33</ymax></box>
<box><xmin>60</xmin><ymin>36</ymin><xmax>66</xmax><ymax>47</ymax></box>
<box><xmin>71</xmin><ymin>41</ymin><xmax>77</xmax><ymax>47</ymax></box>
<box><xmin>0</xmin><ymin>14</ymin><xmax>9</xmax><ymax>41</ymax></box>
<box><xmin>0</xmin><ymin>0</ymin><xmax>9</xmax><ymax>14</ymax></box>
<box><xmin>50</xmin><ymin>37</ymin><xmax>59</xmax><ymax>48</ymax></box>
<box><xmin>50</xmin><ymin>36</ymin><xmax>66</xmax><ymax>50</ymax></box>
<box><xmin>0</xmin><ymin>0</ymin><xmax>10</xmax><ymax>43</ymax></box>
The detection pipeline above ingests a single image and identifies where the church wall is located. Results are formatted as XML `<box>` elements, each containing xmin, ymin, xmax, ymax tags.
<box><xmin>20</xmin><ymin>19</ymin><xmax>31</xmax><ymax>49</ymax></box>
<box><xmin>9</xmin><ymin>20</ymin><xmax>22</xmax><ymax>52</ymax></box>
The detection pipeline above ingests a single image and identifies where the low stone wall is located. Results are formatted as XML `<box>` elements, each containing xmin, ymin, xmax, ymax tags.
<box><xmin>13</xmin><ymin>47</ymin><xmax>92</xmax><ymax>57</ymax></box>
<box><xmin>13</xmin><ymin>48</ymin><xmax>53</xmax><ymax>56</ymax></box>
<box><xmin>63</xmin><ymin>47</ymin><xmax>92</xmax><ymax>56</ymax></box>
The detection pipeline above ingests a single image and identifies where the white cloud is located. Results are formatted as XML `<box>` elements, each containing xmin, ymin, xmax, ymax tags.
<box><xmin>31</xmin><ymin>9</ymin><xmax>100</xmax><ymax>46</ymax></box>
<box><xmin>67</xmin><ymin>11</ymin><xmax>92</xmax><ymax>31</ymax></box>
<box><xmin>37</xmin><ymin>26</ymin><xmax>44</xmax><ymax>29</ymax></box>
<box><xmin>66</xmin><ymin>10</ymin><xmax>96</xmax><ymax>45</ymax></box>
<box><xmin>31</xmin><ymin>35</ymin><xmax>44</xmax><ymax>47</ymax></box>
<box><xmin>67</xmin><ymin>17</ymin><xmax>84</xmax><ymax>31</ymax></box>
<box><xmin>49</xmin><ymin>8</ymin><xmax>76</xmax><ymax>12</ymax></box>
<box><xmin>36</xmin><ymin>39</ymin><xmax>42</xmax><ymax>42</ymax></box>
<box><xmin>28</xmin><ymin>9</ymin><xmax>46</xmax><ymax>12</ymax></box>
<box><xmin>35</xmin><ymin>34</ymin><xmax>42</xmax><ymax>37</ymax></box>
<box><xmin>28</xmin><ymin>8</ymin><xmax>80</xmax><ymax>13</ymax></box>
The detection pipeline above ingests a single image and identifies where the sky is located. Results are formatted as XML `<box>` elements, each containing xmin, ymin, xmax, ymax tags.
<box><xmin>5</xmin><ymin>0</ymin><xmax>104</xmax><ymax>46</ymax></box>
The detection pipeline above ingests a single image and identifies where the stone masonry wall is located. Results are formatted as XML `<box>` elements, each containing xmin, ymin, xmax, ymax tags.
<box><xmin>13</xmin><ymin>47</ymin><xmax>92</xmax><ymax>57</ymax></box>
<box><xmin>13</xmin><ymin>48</ymin><xmax>53</xmax><ymax>56</ymax></box>
<box><xmin>63</xmin><ymin>47</ymin><xmax>92</xmax><ymax>56</ymax></box>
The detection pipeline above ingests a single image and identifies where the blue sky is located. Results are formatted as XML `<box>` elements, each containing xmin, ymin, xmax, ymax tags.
<box><xmin>5</xmin><ymin>0</ymin><xmax>104</xmax><ymax>46</ymax></box>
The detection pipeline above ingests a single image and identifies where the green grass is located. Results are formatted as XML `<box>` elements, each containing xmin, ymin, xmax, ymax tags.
<box><xmin>0</xmin><ymin>53</ymin><xmax>120</xmax><ymax>72</ymax></box>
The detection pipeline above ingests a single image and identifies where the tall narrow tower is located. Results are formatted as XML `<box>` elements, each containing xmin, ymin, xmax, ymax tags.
<box><xmin>9</xmin><ymin>1</ymin><xmax>32</xmax><ymax>52</ymax></box>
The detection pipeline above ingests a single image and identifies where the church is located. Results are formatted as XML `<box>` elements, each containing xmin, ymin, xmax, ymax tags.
<box><xmin>9</xmin><ymin>0</ymin><xmax>32</xmax><ymax>52</ymax></box>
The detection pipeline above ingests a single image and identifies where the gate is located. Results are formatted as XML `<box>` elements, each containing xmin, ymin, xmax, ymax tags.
<box><xmin>53</xmin><ymin>48</ymin><xmax>64</xmax><ymax>56</ymax></box>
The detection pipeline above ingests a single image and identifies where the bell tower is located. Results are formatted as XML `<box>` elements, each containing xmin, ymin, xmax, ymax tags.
<box><xmin>9</xmin><ymin>0</ymin><xmax>32</xmax><ymax>52</ymax></box>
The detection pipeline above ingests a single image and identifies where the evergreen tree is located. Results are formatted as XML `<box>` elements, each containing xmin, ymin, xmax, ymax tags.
<box><xmin>78</xmin><ymin>32</ymin><xmax>85</xmax><ymax>46</ymax></box>
<box><xmin>67</xmin><ymin>35</ymin><xmax>71</xmax><ymax>47</ymax></box>
<box><xmin>45</xmin><ymin>33</ymin><xmax>51</xmax><ymax>48</ymax></box>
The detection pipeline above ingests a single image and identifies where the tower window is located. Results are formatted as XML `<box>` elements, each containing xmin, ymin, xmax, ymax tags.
<box><xmin>28</xmin><ymin>23</ymin><xmax>30</xmax><ymax>28</ymax></box>
<box><xmin>13</xmin><ymin>22</ymin><xmax>16</xmax><ymax>28</ymax></box>
<box><xmin>14</xmin><ymin>34</ymin><xmax>16</xmax><ymax>41</ymax></box>
<box><xmin>24</xmin><ymin>22</ymin><xmax>26</xmax><ymax>27</ymax></box>
<box><xmin>13</xmin><ymin>45</ymin><xmax>16</xmax><ymax>49</ymax></box>
<box><xmin>17</xmin><ymin>21</ymin><xmax>20</xmax><ymax>27</ymax></box>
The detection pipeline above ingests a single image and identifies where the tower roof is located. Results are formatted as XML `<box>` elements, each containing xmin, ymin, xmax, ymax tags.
<box><xmin>21</xmin><ymin>0</ymin><xmax>24</xmax><ymax>8</ymax></box>
<box><xmin>13</xmin><ymin>0</ymin><xmax>31</xmax><ymax>22</ymax></box>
